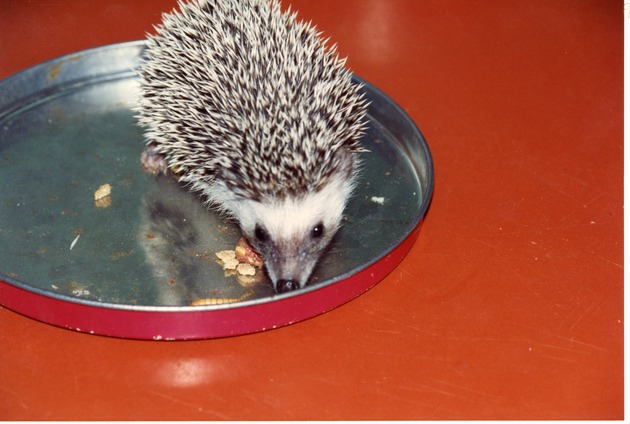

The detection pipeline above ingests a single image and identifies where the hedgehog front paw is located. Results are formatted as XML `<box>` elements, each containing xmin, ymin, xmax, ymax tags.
<box><xmin>141</xmin><ymin>144</ymin><xmax>169</xmax><ymax>175</ymax></box>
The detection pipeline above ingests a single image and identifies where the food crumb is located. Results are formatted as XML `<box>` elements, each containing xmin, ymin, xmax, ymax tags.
<box><xmin>236</xmin><ymin>263</ymin><xmax>256</xmax><ymax>276</ymax></box>
<box><xmin>94</xmin><ymin>183</ymin><xmax>112</xmax><ymax>208</ymax></box>
<box><xmin>94</xmin><ymin>183</ymin><xmax>111</xmax><ymax>200</ymax></box>
<box><xmin>191</xmin><ymin>297</ymin><xmax>241</xmax><ymax>306</ymax></box>
<box><xmin>215</xmin><ymin>239</ymin><xmax>265</xmax><ymax>282</ymax></box>
<box><xmin>370</xmin><ymin>196</ymin><xmax>385</xmax><ymax>205</ymax></box>
<box><xmin>216</xmin><ymin>250</ymin><xmax>239</xmax><ymax>270</ymax></box>
<box><xmin>222</xmin><ymin>257</ymin><xmax>240</xmax><ymax>270</ymax></box>
<box><xmin>71</xmin><ymin>287</ymin><xmax>90</xmax><ymax>297</ymax></box>
<box><xmin>215</xmin><ymin>250</ymin><xmax>236</xmax><ymax>262</ymax></box>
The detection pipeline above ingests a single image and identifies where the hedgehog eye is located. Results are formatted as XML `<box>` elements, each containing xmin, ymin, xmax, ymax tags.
<box><xmin>255</xmin><ymin>224</ymin><xmax>270</xmax><ymax>243</ymax></box>
<box><xmin>311</xmin><ymin>222</ymin><xmax>324</xmax><ymax>239</ymax></box>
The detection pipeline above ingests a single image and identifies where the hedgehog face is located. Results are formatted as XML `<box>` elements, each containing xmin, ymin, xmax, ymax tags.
<box><xmin>233</xmin><ymin>166</ymin><xmax>355</xmax><ymax>293</ymax></box>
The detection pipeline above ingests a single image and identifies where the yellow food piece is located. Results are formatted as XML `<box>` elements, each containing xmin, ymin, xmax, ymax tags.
<box><xmin>236</xmin><ymin>263</ymin><xmax>256</xmax><ymax>276</ymax></box>
<box><xmin>222</xmin><ymin>257</ymin><xmax>239</xmax><ymax>270</ymax></box>
<box><xmin>95</xmin><ymin>197</ymin><xmax>111</xmax><ymax>208</ymax></box>
<box><xmin>94</xmin><ymin>183</ymin><xmax>112</xmax><ymax>200</ymax></box>
<box><xmin>236</xmin><ymin>270</ymin><xmax>265</xmax><ymax>287</ymax></box>
<box><xmin>191</xmin><ymin>297</ymin><xmax>241</xmax><ymax>306</ymax></box>
<box><xmin>215</xmin><ymin>250</ymin><xmax>236</xmax><ymax>261</ymax></box>
<box><xmin>215</xmin><ymin>250</ymin><xmax>239</xmax><ymax>269</ymax></box>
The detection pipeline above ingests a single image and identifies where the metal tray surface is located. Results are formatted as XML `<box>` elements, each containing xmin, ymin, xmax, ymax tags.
<box><xmin>0</xmin><ymin>41</ymin><xmax>433</xmax><ymax>339</ymax></box>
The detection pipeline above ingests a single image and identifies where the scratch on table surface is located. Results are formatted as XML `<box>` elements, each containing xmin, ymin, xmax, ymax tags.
<box><xmin>425</xmin><ymin>377</ymin><xmax>500</xmax><ymax>400</ymax></box>
<box><xmin>393</xmin><ymin>382</ymin><xmax>456</xmax><ymax>397</ymax></box>
<box><xmin>374</xmin><ymin>328</ymin><xmax>404</xmax><ymax>335</ymax></box>
<box><xmin>568</xmin><ymin>299</ymin><xmax>605</xmax><ymax>333</ymax></box>
<box><xmin>598</xmin><ymin>255</ymin><xmax>623</xmax><ymax>269</ymax></box>
<box><xmin>535</xmin><ymin>342</ymin><xmax>587</xmax><ymax>353</ymax></box>
<box><xmin>145</xmin><ymin>388</ymin><xmax>231</xmax><ymax>419</ymax></box>
<box><xmin>394</xmin><ymin>267</ymin><xmax>415</xmax><ymax>282</ymax></box>
<box><xmin>0</xmin><ymin>385</ymin><xmax>29</xmax><ymax>411</ymax></box>
<box><xmin>399</xmin><ymin>266</ymin><xmax>415</xmax><ymax>278</ymax></box>
<box><xmin>470</xmin><ymin>236</ymin><xmax>500</xmax><ymax>249</ymax></box>
<box><xmin>439</xmin><ymin>103</ymin><xmax>477</xmax><ymax>133</ymax></box>
<box><xmin>304</xmin><ymin>374</ymin><xmax>346</xmax><ymax>386</ymax></box>
<box><xmin>400</xmin><ymin>324</ymin><xmax>440</xmax><ymax>337</ymax></box>
<box><xmin>361</xmin><ymin>308</ymin><xmax>439</xmax><ymax>337</ymax></box>
<box><xmin>517</xmin><ymin>323</ymin><xmax>609</xmax><ymax>353</ymax></box>
<box><xmin>562</xmin><ymin>194</ymin><xmax>608</xmax><ymax>223</ymax></box>
<box><xmin>528</xmin><ymin>169</ymin><xmax>585</xmax><ymax>206</ymax></box>
<box><xmin>363</xmin><ymin>348</ymin><xmax>450</xmax><ymax>363</ymax></box>
<box><xmin>538</xmin><ymin>354</ymin><xmax>580</xmax><ymax>364</ymax></box>
<box><xmin>443</xmin><ymin>336</ymin><xmax>534</xmax><ymax>344</ymax></box>
<box><xmin>514</xmin><ymin>274</ymin><xmax>544</xmax><ymax>297</ymax></box>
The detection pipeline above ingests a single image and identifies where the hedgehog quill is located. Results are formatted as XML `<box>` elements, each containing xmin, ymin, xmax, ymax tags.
<box><xmin>136</xmin><ymin>0</ymin><xmax>368</xmax><ymax>293</ymax></box>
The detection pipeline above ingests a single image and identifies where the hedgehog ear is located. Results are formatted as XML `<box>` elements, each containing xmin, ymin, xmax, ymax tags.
<box><xmin>217</xmin><ymin>165</ymin><xmax>237</xmax><ymax>182</ymax></box>
<box><xmin>332</xmin><ymin>147</ymin><xmax>356</xmax><ymax>180</ymax></box>
<box><xmin>216</xmin><ymin>166</ymin><xmax>249</xmax><ymax>199</ymax></box>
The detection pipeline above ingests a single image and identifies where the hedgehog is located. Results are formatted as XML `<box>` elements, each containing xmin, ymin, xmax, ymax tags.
<box><xmin>136</xmin><ymin>0</ymin><xmax>368</xmax><ymax>293</ymax></box>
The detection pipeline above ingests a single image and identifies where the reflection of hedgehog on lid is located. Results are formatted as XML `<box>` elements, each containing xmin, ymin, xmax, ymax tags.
<box><xmin>136</xmin><ymin>0</ymin><xmax>368</xmax><ymax>293</ymax></box>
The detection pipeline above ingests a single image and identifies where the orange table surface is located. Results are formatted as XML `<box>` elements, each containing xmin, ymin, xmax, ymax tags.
<box><xmin>0</xmin><ymin>0</ymin><xmax>623</xmax><ymax>420</ymax></box>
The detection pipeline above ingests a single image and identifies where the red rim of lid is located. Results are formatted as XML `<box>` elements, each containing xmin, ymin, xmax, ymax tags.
<box><xmin>0</xmin><ymin>221</ymin><xmax>423</xmax><ymax>340</ymax></box>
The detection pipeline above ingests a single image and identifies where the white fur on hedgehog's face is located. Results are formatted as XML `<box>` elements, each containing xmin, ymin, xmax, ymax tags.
<box><xmin>233</xmin><ymin>172</ymin><xmax>355</xmax><ymax>293</ymax></box>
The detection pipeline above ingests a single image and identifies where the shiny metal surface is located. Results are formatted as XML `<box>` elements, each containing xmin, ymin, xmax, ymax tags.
<box><xmin>0</xmin><ymin>41</ymin><xmax>432</xmax><ymax>332</ymax></box>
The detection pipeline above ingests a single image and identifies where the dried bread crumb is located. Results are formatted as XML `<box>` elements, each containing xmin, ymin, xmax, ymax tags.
<box><xmin>94</xmin><ymin>183</ymin><xmax>111</xmax><ymax>200</ymax></box>
<box><xmin>94</xmin><ymin>183</ymin><xmax>112</xmax><ymax>208</ymax></box>
<box><xmin>222</xmin><ymin>257</ymin><xmax>240</xmax><ymax>270</ymax></box>
<box><xmin>236</xmin><ymin>263</ymin><xmax>256</xmax><ymax>276</ymax></box>
<box><xmin>215</xmin><ymin>250</ymin><xmax>236</xmax><ymax>262</ymax></box>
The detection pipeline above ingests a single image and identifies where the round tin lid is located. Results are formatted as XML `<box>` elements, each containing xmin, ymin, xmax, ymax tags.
<box><xmin>0</xmin><ymin>41</ymin><xmax>433</xmax><ymax>339</ymax></box>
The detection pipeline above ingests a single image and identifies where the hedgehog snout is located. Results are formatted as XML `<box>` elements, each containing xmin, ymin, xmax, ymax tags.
<box><xmin>247</xmin><ymin>234</ymin><xmax>325</xmax><ymax>294</ymax></box>
<box><xmin>260</xmin><ymin>248</ymin><xmax>319</xmax><ymax>294</ymax></box>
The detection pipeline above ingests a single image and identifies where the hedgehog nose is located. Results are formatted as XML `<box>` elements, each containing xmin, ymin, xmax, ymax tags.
<box><xmin>276</xmin><ymin>279</ymin><xmax>299</xmax><ymax>293</ymax></box>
